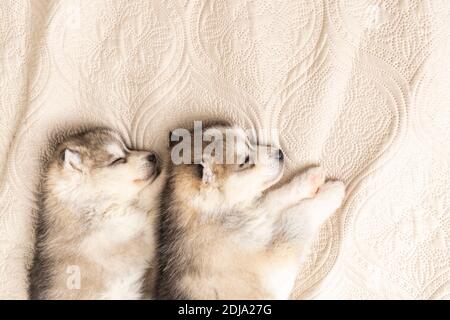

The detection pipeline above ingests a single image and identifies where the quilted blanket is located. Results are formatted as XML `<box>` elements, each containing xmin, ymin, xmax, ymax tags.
<box><xmin>0</xmin><ymin>0</ymin><xmax>449</xmax><ymax>299</ymax></box>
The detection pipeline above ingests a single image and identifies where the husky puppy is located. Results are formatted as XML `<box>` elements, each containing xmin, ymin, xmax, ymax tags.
<box><xmin>157</xmin><ymin>123</ymin><xmax>346</xmax><ymax>299</ymax></box>
<box><xmin>29</xmin><ymin>128</ymin><xmax>164</xmax><ymax>300</ymax></box>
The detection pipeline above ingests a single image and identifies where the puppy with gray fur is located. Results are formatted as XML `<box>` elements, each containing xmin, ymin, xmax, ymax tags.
<box><xmin>157</xmin><ymin>123</ymin><xmax>346</xmax><ymax>299</ymax></box>
<box><xmin>29</xmin><ymin>128</ymin><xmax>164</xmax><ymax>299</ymax></box>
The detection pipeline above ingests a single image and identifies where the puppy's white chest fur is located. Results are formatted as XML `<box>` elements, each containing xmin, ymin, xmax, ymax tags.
<box><xmin>101</xmin><ymin>269</ymin><xmax>146</xmax><ymax>300</ymax></box>
<box><xmin>80</xmin><ymin>207</ymin><xmax>154</xmax><ymax>298</ymax></box>
<box><xmin>81</xmin><ymin>208</ymin><xmax>150</xmax><ymax>255</ymax></box>
<box><xmin>260</xmin><ymin>262</ymin><xmax>298</xmax><ymax>300</ymax></box>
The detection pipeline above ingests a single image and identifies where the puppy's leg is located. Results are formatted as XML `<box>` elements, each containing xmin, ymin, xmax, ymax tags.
<box><xmin>280</xmin><ymin>180</ymin><xmax>346</xmax><ymax>244</ymax></box>
<box><xmin>263</xmin><ymin>180</ymin><xmax>345</xmax><ymax>299</ymax></box>
<box><xmin>264</xmin><ymin>166</ymin><xmax>326</xmax><ymax>210</ymax></box>
<box><xmin>241</xmin><ymin>167</ymin><xmax>325</xmax><ymax>247</ymax></box>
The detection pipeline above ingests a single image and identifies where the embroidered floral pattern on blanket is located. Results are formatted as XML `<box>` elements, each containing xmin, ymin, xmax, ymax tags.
<box><xmin>0</xmin><ymin>0</ymin><xmax>449</xmax><ymax>299</ymax></box>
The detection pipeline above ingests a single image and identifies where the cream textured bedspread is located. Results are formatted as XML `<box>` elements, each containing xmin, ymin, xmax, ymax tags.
<box><xmin>0</xmin><ymin>0</ymin><xmax>449</xmax><ymax>299</ymax></box>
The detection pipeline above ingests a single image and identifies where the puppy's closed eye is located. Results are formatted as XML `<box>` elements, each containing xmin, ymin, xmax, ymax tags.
<box><xmin>110</xmin><ymin>157</ymin><xmax>126</xmax><ymax>166</ymax></box>
<box><xmin>195</xmin><ymin>163</ymin><xmax>204</xmax><ymax>178</ymax></box>
<box><xmin>239</xmin><ymin>155</ymin><xmax>250</xmax><ymax>168</ymax></box>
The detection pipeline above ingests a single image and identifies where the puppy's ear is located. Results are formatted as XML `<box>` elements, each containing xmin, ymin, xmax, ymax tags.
<box><xmin>168</xmin><ymin>130</ymin><xmax>180</xmax><ymax>148</ymax></box>
<box><xmin>60</xmin><ymin>148</ymin><xmax>82</xmax><ymax>171</ymax></box>
<box><xmin>200</xmin><ymin>161</ymin><xmax>215</xmax><ymax>185</ymax></box>
<box><xmin>169</xmin><ymin>128</ymin><xmax>193</xmax><ymax>149</ymax></box>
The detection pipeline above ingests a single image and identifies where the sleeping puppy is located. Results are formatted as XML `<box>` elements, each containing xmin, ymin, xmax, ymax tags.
<box><xmin>29</xmin><ymin>128</ymin><xmax>164</xmax><ymax>299</ymax></box>
<box><xmin>157</xmin><ymin>123</ymin><xmax>345</xmax><ymax>299</ymax></box>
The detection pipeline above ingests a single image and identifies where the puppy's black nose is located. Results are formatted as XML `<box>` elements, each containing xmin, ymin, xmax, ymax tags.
<box><xmin>147</xmin><ymin>153</ymin><xmax>157</xmax><ymax>163</ymax></box>
<box><xmin>277</xmin><ymin>149</ymin><xmax>284</xmax><ymax>161</ymax></box>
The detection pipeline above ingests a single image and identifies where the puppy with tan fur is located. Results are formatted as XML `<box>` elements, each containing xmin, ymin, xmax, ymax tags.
<box><xmin>157</xmin><ymin>123</ymin><xmax>345</xmax><ymax>299</ymax></box>
<box><xmin>29</xmin><ymin>128</ymin><xmax>164</xmax><ymax>299</ymax></box>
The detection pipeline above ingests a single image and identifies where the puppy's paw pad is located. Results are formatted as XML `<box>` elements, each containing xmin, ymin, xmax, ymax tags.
<box><xmin>318</xmin><ymin>181</ymin><xmax>346</xmax><ymax>204</ymax></box>
<box><xmin>306</xmin><ymin>167</ymin><xmax>326</xmax><ymax>185</ymax></box>
<box><xmin>300</xmin><ymin>166</ymin><xmax>326</xmax><ymax>195</ymax></box>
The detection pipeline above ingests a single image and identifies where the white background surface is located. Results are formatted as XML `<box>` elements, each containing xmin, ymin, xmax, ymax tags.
<box><xmin>0</xmin><ymin>0</ymin><xmax>449</xmax><ymax>299</ymax></box>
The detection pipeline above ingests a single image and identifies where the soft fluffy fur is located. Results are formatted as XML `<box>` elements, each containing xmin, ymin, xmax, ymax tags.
<box><xmin>29</xmin><ymin>128</ymin><xmax>164</xmax><ymax>299</ymax></box>
<box><xmin>157</xmin><ymin>124</ymin><xmax>346</xmax><ymax>299</ymax></box>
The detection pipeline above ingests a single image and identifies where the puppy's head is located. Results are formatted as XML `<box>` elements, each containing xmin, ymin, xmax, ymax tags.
<box><xmin>47</xmin><ymin>128</ymin><xmax>161</xmax><ymax>209</ymax></box>
<box><xmin>169</xmin><ymin>123</ymin><xmax>284</xmax><ymax>211</ymax></box>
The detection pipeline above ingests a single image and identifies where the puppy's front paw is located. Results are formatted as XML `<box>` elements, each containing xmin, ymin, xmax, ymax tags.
<box><xmin>317</xmin><ymin>180</ymin><xmax>346</xmax><ymax>210</ymax></box>
<box><xmin>294</xmin><ymin>166</ymin><xmax>326</xmax><ymax>198</ymax></box>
